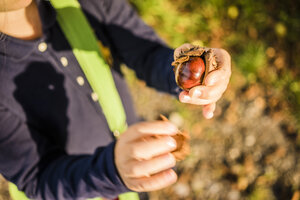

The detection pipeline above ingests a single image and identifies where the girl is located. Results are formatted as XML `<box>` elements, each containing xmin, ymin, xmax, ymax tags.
<box><xmin>0</xmin><ymin>0</ymin><xmax>231</xmax><ymax>199</ymax></box>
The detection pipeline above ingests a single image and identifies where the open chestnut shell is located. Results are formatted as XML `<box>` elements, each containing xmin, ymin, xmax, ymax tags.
<box><xmin>172</xmin><ymin>46</ymin><xmax>217</xmax><ymax>91</ymax></box>
<box><xmin>160</xmin><ymin>115</ymin><xmax>190</xmax><ymax>161</ymax></box>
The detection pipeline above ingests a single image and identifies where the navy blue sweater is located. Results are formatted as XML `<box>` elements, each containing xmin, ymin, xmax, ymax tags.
<box><xmin>0</xmin><ymin>0</ymin><xmax>179</xmax><ymax>199</ymax></box>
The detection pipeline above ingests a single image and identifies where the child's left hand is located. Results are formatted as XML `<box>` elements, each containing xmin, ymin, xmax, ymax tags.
<box><xmin>175</xmin><ymin>45</ymin><xmax>231</xmax><ymax>119</ymax></box>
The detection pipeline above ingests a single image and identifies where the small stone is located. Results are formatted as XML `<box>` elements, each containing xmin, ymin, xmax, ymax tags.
<box><xmin>266</xmin><ymin>47</ymin><xmax>276</xmax><ymax>58</ymax></box>
<box><xmin>191</xmin><ymin>178</ymin><xmax>205</xmax><ymax>191</ymax></box>
<box><xmin>292</xmin><ymin>172</ymin><xmax>300</xmax><ymax>186</ymax></box>
<box><xmin>229</xmin><ymin>148</ymin><xmax>240</xmax><ymax>160</ymax></box>
<box><xmin>173</xmin><ymin>182</ymin><xmax>190</xmax><ymax>198</ymax></box>
<box><xmin>169</xmin><ymin>112</ymin><xmax>184</xmax><ymax>127</ymax></box>
<box><xmin>274</xmin><ymin>56</ymin><xmax>284</xmax><ymax>69</ymax></box>
<box><xmin>245</xmin><ymin>135</ymin><xmax>256</xmax><ymax>147</ymax></box>
<box><xmin>291</xmin><ymin>191</ymin><xmax>300</xmax><ymax>200</ymax></box>
<box><xmin>254</xmin><ymin>97</ymin><xmax>266</xmax><ymax>111</ymax></box>
<box><xmin>209</xmin><ymin>183</ymin><xmax>222</xmax><ymax>194</ymax></box>
<box><xmin>237</xmin><ymin>177</ymin><xmax>248</xmax><ymax>190</ymax></box>
<box><xmin>227</xmin><ymin>190</ymin><xmax>241</xmax><ymax>200</ymax></box>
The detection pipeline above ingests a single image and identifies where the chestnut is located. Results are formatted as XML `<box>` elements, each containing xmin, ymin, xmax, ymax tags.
<box><xmin>175</xmin><ymin>57</ymin><xmax>205</xmax><ymax>90</ymax></box>
<box><xmin>172</xmin><ymin>46</ymin><xmax>217</xmax><ymax>91</ymax></box>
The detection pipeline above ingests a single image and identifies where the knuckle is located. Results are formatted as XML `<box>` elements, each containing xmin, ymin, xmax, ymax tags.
<box><xmin>204</xmin><ymin>89</ymin><xmax>214</xmax><ymax>99</ymax></box>
<box><xmin>130</xmin><ymin>146</ymin><xmax>141</xmax><ymax>159</ymax></box>
<box><xmin>220</xmin><ymin>48</ymin><xmax>230</xmax><ymax>58</ymax></box>
<box><xmin>169</xmin><ymin>154</ymin><xmax>176</xmax><ymax>166</ymax></box>
<box><xmin>134</xmin><ymin>122</ymin><xmax>146</xmax><ymax>132</ymax></box>
<box><xmin>163</xmin><ymin>155</ymin><xmax>176</xmax><ymax>169</ymax></box>
<box><xmin>131</xmin><ymin>123</ymin><xmax>141</xmax><ymax>131</ymax></box>
<box><xmin>135</xmin><ymin>182</ymin><xmax>148</xmax><ymax>192</ymax></box>
<box><xmin>121</xmin><ymin>162</ymin><xmax>133</xmax><ymax>176</ymax></box>
<box><xmin>127</xmin><ymin>181</ymin><xmax>140</xmax><ymax>191</ymax></box>
<box><xmin>123</xmin><ymin>180</ymin><xmax>132</xmax><ymax>188</ymax></box>
<box><xmin>165</xmin><ymin>137</ymin><xmax>177</xmax><ymax>151</ymax></box>
<box><xmin>130</xmin><ymin>165</ymin><xmax>142</xmax><ymax>177</ymax></box>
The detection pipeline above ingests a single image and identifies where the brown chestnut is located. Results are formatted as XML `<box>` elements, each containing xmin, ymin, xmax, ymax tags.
<box><xmin>175</xmin><ymin>57</ymin><xmax>205</xmax><ymax>90</ymax></box>
<box><xmin>172</xmin><ymin>46</ymin><xmax>217</xmax><ymax>91</ymax></box>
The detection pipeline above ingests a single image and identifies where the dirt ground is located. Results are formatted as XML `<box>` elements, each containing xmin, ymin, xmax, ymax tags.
<box><xmin>0</xmin><ymin>175</ymin><xmax>10</xmax><ymax>200</ymax></box>
<box><xmin>125</xmin><ymin>66</ymin><xmax>300</xmax><ymax>200</ymax></box>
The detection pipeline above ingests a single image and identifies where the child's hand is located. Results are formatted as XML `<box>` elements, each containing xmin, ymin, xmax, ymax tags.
<box><xmin>115</xmin><ymin>121</ymin><xmax>178</xmax><ymax>192</ymax></box>
<box><xmin>176</xmin><ymin>45</ymin><xmax>231</xmax><ymax>119</ymax></box>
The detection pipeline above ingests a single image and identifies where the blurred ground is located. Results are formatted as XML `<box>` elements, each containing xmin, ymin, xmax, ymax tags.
<box><xmin>127</xmin><ymin>0</ymin><xmax>300</xmax><ymax>199</ymax></box>
<box><xmin>0</xmin><ymin>175</ymin><xmax>10</xmax><ymax>200</ymax></box>
<box><xmin>1</xmin><ymin>0</ymin><xmax>300</xmax><ymax>200</ymax></box>
<box><xmin>124</xmin><ymin>65</ymin><xmax>300</xmax><ymax>200</ymax></box>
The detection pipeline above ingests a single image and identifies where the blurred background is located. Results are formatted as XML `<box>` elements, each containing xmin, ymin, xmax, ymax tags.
<box><xmin>1</xmin><ymin>0</ymin><xmax>300</xmax><ymax>199</ymax></box>
<box><xmin>126</xmin><ymin>0</ymin><xmax>300</xmax><ymax>199</ymax></box>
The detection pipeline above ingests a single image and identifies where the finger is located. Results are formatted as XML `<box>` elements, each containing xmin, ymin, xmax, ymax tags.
<box><xmin>202</xmin><ymin>103</ymin><xmax>216</xmax><ymax>119</ymax></box>
<box><xmin>179</xmin><ymin>82</ymin><xmax>227</xmax><ymax>103</ymax></box>
<box><xmin>174</xmin><ymin>43</ymin><xmax>194</xmax><ymax>60</ymax></box>
<box><xmin>130</xmin><ymin>136</ymin><xmax>177</xmax><ymax>160</ymax></box>
<box><xmin>125</xmin><ymin>121</ymin><xmax>178</xmax><ymax>142</ymax></box>
<box><xmin>212</xmin><ymin>48</ymin><xmax>231</xmax><ymax>74</ymax></box>
<box><xmin>179</xmin><ymin>91</ymin><xmax>191</xmax><ymax>103</ymax></box>
<box><xmin>181</xmin><ymin>96</ymin><xmax>221</xmax><ymax>105</ymax></box>
<box><xmin>180</xmin><ymin>90</ymin><xmax>207</xmax><ymax>104</ymax></box>
<box><xmin>125</xmin><ymin>153</ymin><xmax>176</xmax><ymax>178</ymax></box>
<box><xmin>127</xmin><ymin>169</ymin><xmax>177</xmax><ymax>192</ymax></box>
<box><xmin>189</xmin><ymin>84</ymin><xmax>227</xmax><ymax>101</ymax></box>
<box><xmin>204</xmin><ymin>69</ymin><xmax>230</xmax><ymax>86</ymax></box>
<box><xmin>179</xmin><ymin>87</ymin><xmax>222</xmax><ymax>105</ymax></box>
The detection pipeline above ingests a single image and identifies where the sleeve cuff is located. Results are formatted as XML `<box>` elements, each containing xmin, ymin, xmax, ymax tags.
<box><xmin>93</xmin><ymin>141</ymin><xmax>131</xmax><ymax>197</ymax></box>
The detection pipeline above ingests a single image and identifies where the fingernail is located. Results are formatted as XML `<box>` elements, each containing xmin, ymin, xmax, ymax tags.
<box><xmin>206</xmin><ymin>112</ymin><xmax>214</xmax><ymax>119</ymax></box>
<box><xmin>167</xmin><ymin>137</ymin><xmax>177</xmax><ymax>148</ymax></box>
<box><xmin>192</xmin><ymin>89</ymin><xmax>202</xmax><ymax>98</ymax></box>
<box><xmin>168</xmin><ymin>153</ymin><xmax>176</xmax><ymax>165</ymax></box>
<box><xmin>182</xmin><ymin>95</ymin><xmax>190</xmax><ymax>101</ymax></box>
<box><xmin>165</xmin><ymin>170</ymin><xmax>177</xmax><ymax>182</ymax></box>
<box><xmin>167</xmin><ymin>124</ymin><xmax>178</xmax><ymax>133</ymax></box>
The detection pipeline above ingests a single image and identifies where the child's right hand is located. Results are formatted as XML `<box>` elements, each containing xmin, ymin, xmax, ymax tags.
<box><xmin>114</xmin><ymin>121</ymin><xmax>178</xmax><ymax>192</ymax></box>
<box><xmin>175</xmin><ymin>44</ymin><xmax>232</xmax><ymax>119</ymax></box>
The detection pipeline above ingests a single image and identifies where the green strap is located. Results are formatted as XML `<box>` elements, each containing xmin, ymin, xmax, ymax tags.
<box><xmin>9</xmin><ymin>183</ymin><xmax>139</xmax><ymax>200</ymax></box>
<box><xmin>9</xmin><ymin>0</ymin><xmax>139</xmax><ymax>200</ymax></box>
<box><xmin>9</xmin><ymin>183</ymin><xmax>30</xmax><ymax>200</ymax></box>
<box><xmin>51</xmin><ymin>0</ymin><xmax>127</xmax><ymax>133</ymax></box>
<box><xmin>50</xmin><ymin>0</ymin><xmax>139</xmax><ymax>199</ymax></box>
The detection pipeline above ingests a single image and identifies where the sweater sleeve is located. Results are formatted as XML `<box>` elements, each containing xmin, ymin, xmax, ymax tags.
<box><xmin>100</xmin><ymin>0</ymin><xmax>181</xmax><ymax>95</ymax></box>
<box><xmin>0</xmin><ymin>105</ymin><xmax>129</xmax><ymax>200</ymax></box>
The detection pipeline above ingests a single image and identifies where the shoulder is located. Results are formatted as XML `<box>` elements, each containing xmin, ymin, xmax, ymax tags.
<box><xmin>78</xmin><ymin>0</ymin><xmax>133</xmax><ymax>23</ymax></box>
